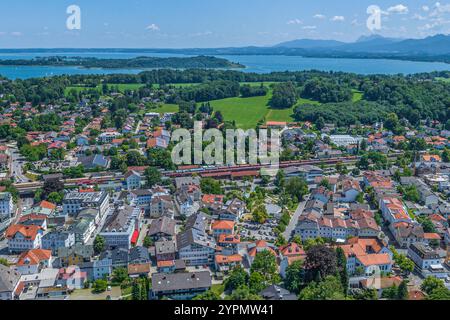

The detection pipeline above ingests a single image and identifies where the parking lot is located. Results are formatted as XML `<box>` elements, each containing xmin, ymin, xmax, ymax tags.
<box><xmin>238</xmin><ymin>220</ymin><xmax>278</xmax><ymax>242</ymax></box>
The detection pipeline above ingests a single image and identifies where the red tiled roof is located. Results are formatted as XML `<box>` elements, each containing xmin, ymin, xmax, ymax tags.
<box><xmin>16</xmin><ymin>249</ymin><xmax>52</xmax><ymax>266</ymax></box>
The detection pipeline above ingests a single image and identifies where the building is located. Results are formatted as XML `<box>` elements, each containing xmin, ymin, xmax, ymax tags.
<box><xmin>259</xmin><ymin>285</ymin><xmax>297</xmax><ymax>300</ymax></box>
<box><xmin>0</xmin><ymin>265</ymin><xmax>21</xmax><ymax>300</ymax></box>
<box><xmin>124</xmin><ymin>170</ymin><xmax>143</xmax><ymax>190</ymax></box>
<box><xmin>339</xmin><ymin>238</ymin><xmax>393</xmax><ymax>276</ymax></box>
<box><xmin>0</xmin><ymin>192</ymin><xmax>13</xmax><ymax>220</ymax></box>
<box><xmin>148</xmin><ymin>216</ymin><xmax>176</xmax><ymax>241</ymax></box>
<box><xmin>211</xmin><ymin>220</ymin><xmax>235</xmax><ymax>238</ymax></box>
<box><xmin>150</xmin><ymin>271</ymin><xmax>212</xmax><ymax>300</ymax></box>
<box><xmin>176</xmin><ymin>228</ymin><xmax>216</xmax><ymax>266</ymax></box>
<box><xmin>407</xmin><ymin>243</ymin><xmax>442</xmax><ymax>271</ymax></box>
<box><xmin>63</xmin><ymin>191</ymin><xmax>110</xmax><ymax>218</ymax></box>
<box><xmin>325</xmin><ymin>134</ymin><xmax>363</xmax><ymax>147</ymax></box>
<box><xmin>58</xmin><ymin>244</ymin><xmax>94</xmax><ymax>268</ymax></box>
<box><xmin>100</xmin><ymin>205</ymin><xmax>143</xmax><ymax>250</ymax></box>
<box><xmin>15</xmin><ymin>249</ymin><xmax>52</xmax><ymax>276</ymax></box>
<box><xmin>5</xmin><ymin>224</ymin><xmax>43</xmax><ymax>253</ymax></box>
<box><xmin>41</xmin><ymin>230</ymin><xmax>75</xmax><ymax>254</ymax></box>
<box><xmin>71</xmin><ymin>216</ymin><xmax>96</xmax><ymax>244</ymax></box>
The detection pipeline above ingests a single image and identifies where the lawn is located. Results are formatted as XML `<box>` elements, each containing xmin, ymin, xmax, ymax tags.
<box><xmin>211</xmin><ymin>283</ymin><xmax>225</xmax><ymax>296</ymax></box>
<box><xmin>151</xmin><ymin>103</ymin><xmax>179</xmax><ymax>114</ymax></box>
<box><xmin>352</xmin><ymin>89</ymin><xmax>364</xmax><ymax>102</ymax></box>
<box><xmin>436</xmin><ymin>77</ymin><xmax>450</xmax><ymax>83</ymax></box>
<box><xmin>205</xmin><ymin>91</ymin><xmax>320</xmax><ymax>129</ymax></box>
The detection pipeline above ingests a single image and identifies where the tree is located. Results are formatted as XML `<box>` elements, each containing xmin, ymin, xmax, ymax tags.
<box><xmin>200</xmin><ymin>178</ymin><xmax>222</xmax><ymax>195</ymax></box>
<box><xmin>94</xmin><ymin>235</ymin><xmax>106</xmax><ymax>255</ymax></box>
<box><xmin>43</xmin><ymin>179</ymin><xmax>64</xmax><ymax>198</ymax></box>
<box><xmin>132</xmin><ymin>280</ymin><xmax>143</xmax><ymax>300</ymax></box>
<box><xmin>284</xmin><ymin>260</ymin><xmax>304</xmax><ymax>293</ymax></box>
<box><xmin>299</xmin><ymin>275</ymin><xmax>346</xmax><ymax>300</ymax></box>
<box><xmin>275</xmin><ymin>234</ymin><xmax>287</xmax><ymax>247</ymax></box>
<box><xmin>427</xmin><ymin>286</ymin><xmax>450</xmax><ymax>300</ymax></box>
<box><xmin>250</xmin><ymin>251</ymin><xmax>279</xmax><ymax>286</ymax></box>
<box><xmin>227</xmin><ymin>286</ymin><xmax>262</xmax><ymax>300</ymax></box>
<box><xmin>381</xmin><ymin>285</ymin><xmax>399</xmax><ymax>299</ymax></box>
<box><xmin>269</xmin><ymin>82</ymin><xmax>298</xmax><ymax>109</ymax></box>
<box><xmin>304</xmin><ymin>245</ymin><xmax>337</xmax><ymax>283</ymax></box>
<box><xmin>284</xmin><ymin>177</ymin><xmax>308</xmax><ymax>202</ymax></box>
<box><xmin>0</xmin><ymin>258</ymin><xmax>9</xmax><ymax>266</ymax></box>
<box><xmin>252</xmin><ymin>205</ymin><xmax>268</xmax><ymax>224</ymax></box>
<box><xmin>144</xmin><ymin>167</ymin><xmax>161</xmax><ymax>188</ymax></box>
<box><xmin>111</xmin><ymin>267</ymin><xmax>129</xmax><ymax>285</ymax></box>
<box><xmin>47</xmin><ymin>191</ymin><xmax>64</xmax><ymax>205</ymax></box>
<box><xmin>336</xmin><ymin>247</ymin><xmax>348</xmax><ymax>295</ymax></box>
<box><xmin>421</xmin><ymin>276</ymin><xmax>446</xmax><ymax>295</ymax></box>
<box><xmin>224</xmin><ymin>266</ymin><xmax>249</xmax><ymax>292</ymax></box>
<box><xmin>143</xmin><ymin>236</ymin><xmax>153</xmax><ymax>248</ymax></box>
<box><xmin>193</xmin><ymin>290</ymin><xmax>221</xmax><ymax>300</ymax></box>
<box><xmin>248</xmin><ymin>272</ymin><xmax>266</xmax><ymax>294</ymax></box>
<box><xmin>92</xmin><ymin>279</ymin><xmax>108</xmax><ymax>293</ymax></box>
<box><xmin>397</xmin><ymin>280</ymin><xmax>409</xmax><ymax>300</ymax></box>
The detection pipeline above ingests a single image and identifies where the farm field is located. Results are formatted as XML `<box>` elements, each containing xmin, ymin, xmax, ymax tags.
<box><xmin>64</xmin><ymin>83</ymin><xmax>145</xmax><ymax>95</ymax></box>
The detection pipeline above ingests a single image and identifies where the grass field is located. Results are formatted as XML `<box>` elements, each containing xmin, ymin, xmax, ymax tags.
<box><xmin>352</xmin><ymin>89</ymin><xmax>364</xmax><ymax>102</ymax></box>
<box><xmin>436</xmin><ymin>77</ymin><xmax>450</xmax><ymax>83</ymax></box>
<box><xmin>65</xmin><ymin>83</ymin><xmax>145</xmax><ymax>96</ymax></box>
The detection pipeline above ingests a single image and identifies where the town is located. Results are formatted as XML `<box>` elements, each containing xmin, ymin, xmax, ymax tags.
<box><xmin>0</xmin><ymin>69</ymin><xmax>449</xmax><ymax>301</ymax></box>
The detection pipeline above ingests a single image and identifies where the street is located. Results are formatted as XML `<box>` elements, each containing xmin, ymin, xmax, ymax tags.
<box><xmin>283</xmin><ymin>195</ymin><xmax>309</xmax><ymax>240</ymax></box>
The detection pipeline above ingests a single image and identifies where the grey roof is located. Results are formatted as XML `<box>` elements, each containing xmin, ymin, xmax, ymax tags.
<box><xmin>129</xmin><ymin>246</ymin><xmax>150</xmax><ymax>264</ymax></box>
<box><xmin>176</xmin><ymin>228</ymin><xmax>216</xmax><ymax>250</ymax></box>
<box><xmin>0</xmin><ymin>265</ymin><xmax>20</xmax><ymax>293</ymax></box>
<box><xmin>148</xmin><ymin>217</ymin><xmax>176</xmax><ymax>237</ymax></box>
<box><xmin>155</xmin><ymin>240</ymin><xmax>177</xmax><ymax>255</ymax></box>
<box><xmin>58</xmin><ymin>244</ymin><xmax>94</xmax><ymax>259</ymax></box>
<box><xmin>151</xmin><ymin>271</ymin><xmax>211</xmax><ymax>293</ymax></box>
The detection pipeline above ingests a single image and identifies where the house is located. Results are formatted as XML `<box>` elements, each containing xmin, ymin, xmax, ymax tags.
<box><xmin>58</xmin><ymin>244</ymin><xmax>94</xmax><ymax>268</ymax></box>
<box><xmin>102</xmin><ymin>247</ymin><xmax>129</xmax><ymax>269</ymax></box>
<box><xmin>245</xmin><ymin>240</ymin><xmax>277</xmax><ymax>266</ymax></box>
<box><xmin>18</xmin><ymin>214</ymin><xmax>47</xmax><ymax>231</ymax></box>
<box><xmin>0</xmin><ymin>192</ymin><xmax>13</xmax><ymax>220</ymax></box>
<box><xmin>124</xmin><ymin>170</ymin><xmax>143</xmax><ymax>190</ymax></box>
<box><xmin>211</xmin><ymin>220</ymin><xmax>235</xmax><ymax>238</ymax></box>
<box><xmin>220</xmin><ymin>198</ymin><xmax>246</xmax><ymax>221</ymax></box>
<box><xmin>259</xmin><ymin>285</ymin><xmax>297</xmax><ymax>300</ymax></box>
<box><xmin>0</xmin><ymin>265</ymin><xmax>21</xmax><ymax>300</ymax></box>
<box><xmin>339</xmin><ymin>237</ymin><xmax>393</xmax><ymax>276</ymax></box>
<box><xmin>155</xmin><ymin>240</ymin><xmax>177</xmax><ymax>262</ymax></box>
<box><xmin>150</xmin><ymin>271</ymin><xmax>212</xmax><ymax>300</ymax></box>
<box><xmin>334</xmin><ymin>178</ymin><xmax>361</xmax><ymax>203</ymax></box>
<box><xmin>176</xmin><ymin>228</ymin><xmax>216</xmax><ymax>266</ymax></box>
<box><xmin>63</xmin><ymin>191</ymin><xmax>110</xmax><ymax>218</ymax></box>
<box><xmin>175</xmin><ymin>184</ymin><xmax>201</xmax><ymax>217</ymax></box>
<box><xmin>359</xmin><ymin>276</ymin><xmax>403</xmax><ymax>298</ymax></box>
<box><xmin>15</xmin><ymin>249</ymin><xmax>52</xmax><ymax>275</ymax></box>
<box><xmin>279</xmin><ymin>242</ymin><xmax>306</xmax><ymax>278</ymax></box>
<box><xmin>393</xmin><ymin>223</ymin><xmax>427</xmax><ymax>248</ymax></box>
<box><xmin>41</xmin><ymin>230</ymin><xmax>75</xmax><ymax>254</ymax></box>
<box><xmin>57</xmin><ymin>267</ymin><xmax>87</xmax><ymax>290</ymax></box>
<box><xmin>100</xmin><ymin>205</ymin><xmax>142</xmax><ymax>250</ymax></box>
<box><xmin>78</xmin><ymin>154</ymin><xmax>110</xmax><ymax>170</ymax></box>
<box><xmin>5</xmin><ymin>224</ymin><xmax>43</xmax><ymax>253</ymax></box>
<box><xmin>129</xmin><ymin>189</ymin><xmax>153</xmax><ymax>210</ymax></box>
<box><xmin>71</xmin><ymin>216</ymin><xmax>96</xmax><ymax>244</ymax></box>
<box><xmin>283</xmin><ymin>165</ymin><xmax>323</xmax><ymax>184</ymax></box>
<box><xmin>407</xmin><ymin>243</ymin><xmax>446</xmax><ymax>279</ymax></box>
<box><xmin>215</xmin><ymin>254</ymin><xmax>243</xmax><ymax>273</ymax></box>
<box><xmin>148</xmin><ymin>216</ymin><xmax>176</xmax><ymax>241</ymax></box>
<box><xmin>150</xmin><ymin>195</ymin><xmax>175</xmax><ymax>219</ymax></box>
<box><xmin>202</xmin><ymin>194</ymin><xmax>224</xmax><ymax>211</ymax></box>
<box><xmin>128</xmin><ymin>246</ymin><xmax>151</xmax><ymax>278</ymax></box>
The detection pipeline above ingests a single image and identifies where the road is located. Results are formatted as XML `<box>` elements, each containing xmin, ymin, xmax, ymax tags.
<box><xmin>283</xmin><ymin>195</ymin><xmax>309</xmax><ymax>240</ymax></box>
<box><xmin>10</xmin><ymin>147</ymin><xmax>30</xmax><ymax>183</ymax></box>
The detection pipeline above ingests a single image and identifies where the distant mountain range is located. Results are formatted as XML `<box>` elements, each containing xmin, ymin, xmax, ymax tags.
<box><xmin>275</xmin><ymin>34</ymin><xmax>450</xmax><ymax>55</ymax></box>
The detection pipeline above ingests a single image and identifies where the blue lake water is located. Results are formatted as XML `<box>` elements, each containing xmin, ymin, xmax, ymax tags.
<box><xmin>0</xmin><ymin>50</ymin><xmax>448</xmax><ymax>79</ymax></box>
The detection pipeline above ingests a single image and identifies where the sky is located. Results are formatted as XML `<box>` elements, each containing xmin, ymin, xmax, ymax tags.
<box><xmin>0</xmin><ymin>0</ymin><xmax>449</xmax><ymax>48</ymax></box>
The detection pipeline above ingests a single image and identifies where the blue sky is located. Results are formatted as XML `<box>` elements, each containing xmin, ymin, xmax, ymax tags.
<box><xmin>0</xmin><ymin>0</ymin><xmax>449</xmax><ymax>48</ymax></box>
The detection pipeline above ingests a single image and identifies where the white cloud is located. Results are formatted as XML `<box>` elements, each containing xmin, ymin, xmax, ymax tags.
<box><xmin>146</xmin><ymin>23</ymin><xmax>160</xmax><ymax>31</ymax></box>
<box><xmin>287</xmin><ymin>18</ymin><xmax>303</xmax><ymax>25</ymax></box>
<box><xmin>422</xmin><ymin>5</ymin><xmax>430</xmax><ymax>12</ymax></box>
<box><xmin>189</xmin><ymin>31</ymin><xmax>213</xmax><ymax>37</ymax></box>
<box><xmin>302</xmin><ymin>25</ymin><xmax>317</xmax><ymax>30</ymax></box>
<box><xmin>387</xmin><ymin>4</ymin><xmax>409</xmax><ymax>14</ymax></box>
<box><xmin>313</xmin><ymin>14</ymin><xmax>326</xmax><ymax>19</ymax></box>
<box><xmin>412</xmin><ymin>14</ymin><xmax>427</xmax><ymax>20</ymax></box>
<box><xmin>331</xmin><ymin>16</ymin><xmax>345</xmax><ymax>22</ymax></box>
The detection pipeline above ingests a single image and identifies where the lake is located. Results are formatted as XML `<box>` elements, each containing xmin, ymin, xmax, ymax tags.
<box><xmin>0</xmin><ymin>50</ymin><xmax>448</xmax><ymax>79</ymax></box>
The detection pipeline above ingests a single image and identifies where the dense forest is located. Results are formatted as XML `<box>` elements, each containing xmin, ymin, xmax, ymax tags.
<box><xmin>0</xmin><ymin>55</ymin><xmax>244</xmax><ymax>69</ymax></box>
